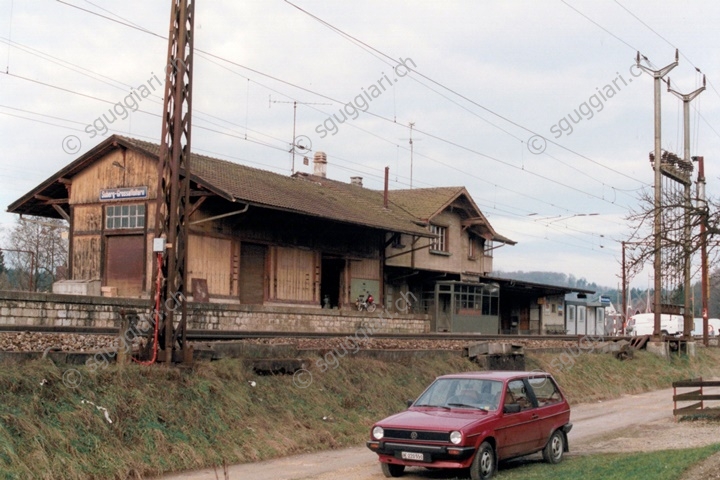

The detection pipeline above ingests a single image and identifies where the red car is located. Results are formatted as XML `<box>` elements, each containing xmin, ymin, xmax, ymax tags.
<box><xmin>366</xmin><ymin>371</ymin><xmax>572</xmax><ymax>479</ymax></box>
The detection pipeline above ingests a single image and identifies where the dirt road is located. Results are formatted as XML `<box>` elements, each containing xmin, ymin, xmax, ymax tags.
<box><xmin>157</xmin><ymin>387</ymin><xmax>710</xmax><ymax>480</ymax></box>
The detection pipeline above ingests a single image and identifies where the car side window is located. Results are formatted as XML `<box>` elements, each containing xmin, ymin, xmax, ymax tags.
<box><xmin>528</xmin><ymin>377</ymin><xmax>562</xmax><ymax>407</ymax></box>
<box><xmin>507</xmin><ymin>380</ymin><xmax>533</xmax><ymax>411</ymax></box>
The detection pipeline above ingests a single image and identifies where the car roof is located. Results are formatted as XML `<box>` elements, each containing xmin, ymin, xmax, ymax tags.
<box><xmin>435</xmin><ymin>371</ymin><xmax>551</xmax><ymax>381</ymax></box>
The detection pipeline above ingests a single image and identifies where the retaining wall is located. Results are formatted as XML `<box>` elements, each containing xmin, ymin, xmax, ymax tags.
<box><xmin>0</xmin><ymin>290</ymin><xmax>429</xmax><ymax>334</ymax></box>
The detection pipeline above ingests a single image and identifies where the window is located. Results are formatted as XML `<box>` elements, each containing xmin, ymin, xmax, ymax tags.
<box><xmin>106</xmin><ymin>204</ymin><xmax>145</xmax><ymax>230</ymax></box>
<box><xmin>567</xmin><ymin>305</ymin><xmax>576</xmax><ymax>322</ymax></box>
<box><xmin>528</xmin><ymin>377</ymin><xmax>562</xmax><ymax>407</ymax></box>
<box><xmin>506</xmin><ymin>380</ymin><xmax>534</xmax><ymax>411</ymax></box>
<box><xmin>468</xmin><ymin>235</ymin><xmax>475</xmax><ymax>259</ymax></box>
<box><xmin>414</xmin><ymin>378</ymin><xmax>503</xmax><ymax>411</ymax></box>
<box><xmin>430</xmin><ymin>224</ymin><xmax>448</xmax><ymax>252</ymax></box>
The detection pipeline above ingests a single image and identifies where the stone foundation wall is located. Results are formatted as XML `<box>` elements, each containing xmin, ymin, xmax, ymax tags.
<box><xmin>0</xmin><ymin>290</ymin><xmax>429</xmax><ymax>334</ymax></box>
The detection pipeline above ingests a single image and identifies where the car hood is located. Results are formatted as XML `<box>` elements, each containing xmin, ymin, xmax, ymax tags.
<box><xmin>378</xmin><ymin>408</ymin><xmax>495</xmax><ymax>431</ymax></box>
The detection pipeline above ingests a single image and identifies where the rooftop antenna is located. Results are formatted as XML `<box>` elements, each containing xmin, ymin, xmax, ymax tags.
<box><xmin>269</xmin><ymin>96</ymin><xmax>330</xmax><ymax>174</ymax></box>
<box><xmin>399</xmin><ymin>121</ymin><xmax>422</xmax><ymax>188</ymax></box>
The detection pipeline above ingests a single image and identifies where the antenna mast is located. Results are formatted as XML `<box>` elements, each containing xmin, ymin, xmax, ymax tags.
<box><xmin>269</xmin><ymin>96</ymin><xmax>329</xmax><ymax>173</ymax></box>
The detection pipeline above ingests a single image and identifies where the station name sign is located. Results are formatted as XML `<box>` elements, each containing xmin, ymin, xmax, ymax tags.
<box><xmin>99</xmin><ymin>186</ymin><xmax>148</xmax><ymax>201</ymax></box>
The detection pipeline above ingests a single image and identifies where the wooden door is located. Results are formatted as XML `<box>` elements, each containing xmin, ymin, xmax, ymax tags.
<box><xmin>240</xmin><ymin>243</ymin><xmax>266</xmax><ymax>304</ymax></box>
<box><xmin>105</xmin><ymin>234</ymin><xmax>144</xmax><ymax>297</ymax></box>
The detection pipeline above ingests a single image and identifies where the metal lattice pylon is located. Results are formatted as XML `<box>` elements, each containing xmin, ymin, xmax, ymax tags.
<box><xmin>152</xmin><ymin>0</ymin><xmax>195</xmax><ymax>363</ymax></box>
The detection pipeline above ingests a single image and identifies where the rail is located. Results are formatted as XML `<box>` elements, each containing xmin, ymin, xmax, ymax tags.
<box><xmin>0</xmin><ymin>325</ymin><xmax>634</xmax><ymax>343</ymax></box>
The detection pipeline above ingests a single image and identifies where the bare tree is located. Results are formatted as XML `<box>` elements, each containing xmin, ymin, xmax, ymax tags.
<box><xmin>624</xmin><ymin>157</ymin><xmax>720</xmax><ymax>306</ymax></box>
<box><xmin>5</xmin><ymin>217</ymin><xmax>68</xmax><ymax>291</ymax></box>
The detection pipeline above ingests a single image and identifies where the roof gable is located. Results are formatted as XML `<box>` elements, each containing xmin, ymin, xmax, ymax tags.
<box><xmin>387</xmin><ymin>187</ymin><xmax>515</xmax><ymax>245</ymax></box>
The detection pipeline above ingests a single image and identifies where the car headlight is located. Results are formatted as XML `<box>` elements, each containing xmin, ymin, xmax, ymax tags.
<box><xmin>450</xmin><ymin>431</ymin><xmax>462</xmax><ymax>445</ymax></box>
<box><xmin>372</xmin><ymin>426</ymin><xmax>384</xmax><ymax>440</ymax></box>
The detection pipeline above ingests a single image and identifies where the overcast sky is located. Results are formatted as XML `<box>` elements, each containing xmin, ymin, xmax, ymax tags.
<box><xmin>1</xmin><ymin>0</ymin><xmax>718</xmax><ymax>290</ymax></box>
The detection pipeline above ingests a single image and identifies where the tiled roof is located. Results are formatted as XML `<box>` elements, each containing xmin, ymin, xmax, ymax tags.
<box><xmin>8</xmin><ymin>136</ymin><xmax>513</xmax><ymax>243</ymax></box>
<box><xmin>387</xmin><ymin>187</ymin><xmax>466</xmax><ymax>221</ymax></box>
<box><xmin>8</xmin><ymin>135</ymin><xmax>430</xmax><ymax>237</ymax></box>
<box><xmin>387</xmin><ymin>187</ymin><xmax>515</xmax><ymax>245</ymax></box>
<box><xmin>119</xmin><ymin>137</ymin><xmax>430</xmax><ymax>236</ymax></box>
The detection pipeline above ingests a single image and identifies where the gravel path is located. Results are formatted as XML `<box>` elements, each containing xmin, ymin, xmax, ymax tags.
<box><xmin>156</xmin><ymin>387</ymin><xmax>720</xmax><ymax>480</ymax></box>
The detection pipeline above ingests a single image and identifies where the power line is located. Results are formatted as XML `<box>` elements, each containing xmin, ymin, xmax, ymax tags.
<box><xmin>283</xmin><ymin>0</ymin><xmax>647</xmax><ymax>187</ymax></box>
<box><xmin>4</xmin><ymin>1</ymin><xmax>637</xmax><ymax>248</ymax></box>
<box><xmin>53</xmin><ymin>0</ymin><xmax>646</xmax><ymax>205</ymax></box>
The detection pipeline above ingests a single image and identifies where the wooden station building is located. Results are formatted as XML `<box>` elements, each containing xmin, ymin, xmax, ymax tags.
<box><xmin>8</xmin><ymin>135</ymin><xmax>592</xmax><ymax>334</ymax></box>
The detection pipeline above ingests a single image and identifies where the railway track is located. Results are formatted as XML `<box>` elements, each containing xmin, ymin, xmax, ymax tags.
<box><xmin>0</xmin><ymin>324</ymin><xmax>633</xmax><ymax>342</ymax></box>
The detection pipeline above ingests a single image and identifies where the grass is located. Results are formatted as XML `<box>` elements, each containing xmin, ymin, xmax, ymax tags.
<box><xmin>527</xmin><ymin>347</ymin><xmax>720</xmax><ymax>404</ymax></box>
<box><xmin>0</xmin><ymin>347</ymin><xmax>718</xmax><ymax>479</ymax></box>
<box><xmin>0</xmin><ymin>354</ymin><xmax>475</xmax><ymax>479</ymax></box>
<box><xmin>496</xmin><ymin>443</ymin><xmax>720</xmax><ymax>480</ymax></box>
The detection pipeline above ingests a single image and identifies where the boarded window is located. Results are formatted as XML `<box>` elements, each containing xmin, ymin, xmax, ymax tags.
<box><xmin>273</xmin><ymin>247</ymin><xmax>317</xmax><ymax>302</ymax></box>
<box><xmin>188</xmin><ymin>235</ymin><xmax>232</xmax><ymax>296</ymax></box>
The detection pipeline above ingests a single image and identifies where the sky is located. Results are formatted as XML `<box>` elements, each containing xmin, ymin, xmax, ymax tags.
<box><xmin>1</xmin><ymin>0</ymin><xmax>719</xmax><ymax>291</ymax></box>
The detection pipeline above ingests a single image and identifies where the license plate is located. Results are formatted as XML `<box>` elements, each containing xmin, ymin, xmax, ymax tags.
<box><xmin>401</xmin><ymin>451</ymin><xmax>424</xmax><ymax>461</ymax></box>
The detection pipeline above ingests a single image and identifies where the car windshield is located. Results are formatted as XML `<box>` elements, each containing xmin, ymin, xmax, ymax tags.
<box><xmin>414</xmin><ymin>378</ymin><xmax>503</xmax><ymax>411</ymax></box>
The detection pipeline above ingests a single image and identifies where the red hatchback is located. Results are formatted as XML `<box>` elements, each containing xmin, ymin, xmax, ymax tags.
<box><xmin>366</xmin><ymin>371</ymin><xmax>572</xmax><ymax>479</ymax></box>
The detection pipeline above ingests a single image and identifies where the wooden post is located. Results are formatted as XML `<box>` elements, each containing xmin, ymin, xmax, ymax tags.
<box><xmin>117</xmin><ymin>309</ymin><xmax>130</xmax><ymax>365</ymax></box>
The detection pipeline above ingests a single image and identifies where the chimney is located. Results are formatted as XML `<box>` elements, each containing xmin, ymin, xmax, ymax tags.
<box><xmin>350</xmin><ymin>176</ymin><xmax>363</xmax><ymax>187</ymax></box>
<box><xmin>313</xmin><ymin>151</ymin><xmax>327</xmax><ymax>178</ymax></box>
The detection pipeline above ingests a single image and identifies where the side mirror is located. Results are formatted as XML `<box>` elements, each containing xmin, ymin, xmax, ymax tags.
<box><xmin>503</xmin><ymin>404</ymin><xmax>521</xmax><ymax>414</ymax></box>
<box><xmin>407</xmin><ymin>399</ymin><xmax>414</xmax><ymax>408</ymax></box>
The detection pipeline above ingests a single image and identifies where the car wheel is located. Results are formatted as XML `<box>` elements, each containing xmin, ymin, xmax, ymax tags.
<box><xmin>470</xmin><ymin>441</ymin><xmax>495</xmax><ymax>480</ymax></box>
<box><xmin>542</xmin><ymin>430</ymin><xmax>565</xmax><ymax>464</ymax></box>
<box><xmin>380</xmin><ymin>462</ymin><xmax>405</xmax><ymax>478</ymax></box>
<box><xmin>367</xmin><ymin>303</ymin><xmax>377</xmax><ymax>312</ymax></box>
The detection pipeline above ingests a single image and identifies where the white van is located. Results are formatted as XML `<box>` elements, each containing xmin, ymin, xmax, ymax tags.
<box><xmin>692</xmin><ymin>318</ymin><xmax>720</xmax><ymax>337</ymax></box>
<box><xmin>626</xmin><ymin>313</ymin><xmax>683</xmax><ymax>336</ymax></box>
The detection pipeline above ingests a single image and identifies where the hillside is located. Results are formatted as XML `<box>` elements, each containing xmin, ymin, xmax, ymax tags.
<box><xmin>0</xmin><ymin>349</ymin><xmax>719</xmax><ymax>479</ymax></box>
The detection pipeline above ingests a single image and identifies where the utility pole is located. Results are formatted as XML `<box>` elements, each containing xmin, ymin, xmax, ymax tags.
<box><xmin>667</xmin><ymin>75</ymin><xmax>705</xmax><ymax>340</ymax></box>
<box><xmin>695</xmin><ymin>155</ymin><xmax>709</xmax><ymax>346</ymax></box>
<box><xmin>636</xmin><ymin>50</ymin><xmax>678</xmax><ymax>339</ymax></box>
<box><xmin>622</xmin><ymin>241</ymin><xmax>627</xmax><ymax>334</ymax></box>
<box><xmin>152</xmin><ymin>0</ymin><xmax>195</xmax><ymax>364</ymax></box>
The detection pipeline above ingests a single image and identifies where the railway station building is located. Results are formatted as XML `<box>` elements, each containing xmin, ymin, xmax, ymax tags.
<box><xmin>7</xmin><ymin>135</ymin><xmax>593</xmax><ymax>334</ymax></box>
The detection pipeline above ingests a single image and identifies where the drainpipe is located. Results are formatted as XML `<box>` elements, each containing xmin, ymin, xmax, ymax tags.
<box><xmin>189</xmin><ymin>203</ymin><xmax>249</xmax><ymax>225</ymax></box>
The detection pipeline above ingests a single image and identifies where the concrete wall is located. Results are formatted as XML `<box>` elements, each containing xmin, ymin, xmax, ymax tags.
<box><xmin>0</xmin><ymin>290</ymin><xmax>429</xmax><ymax>334</ymax></box>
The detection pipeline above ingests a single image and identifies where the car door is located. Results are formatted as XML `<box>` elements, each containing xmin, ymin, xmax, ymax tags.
<box><xmin>493</xmin><ymin>379</ymin><xmax>542</xmax><ymax>459</ymax></box>
<box><xmin>527</xmin><ymin>376</ymin><xmax>568</xmax><ymax>447</ymax></box>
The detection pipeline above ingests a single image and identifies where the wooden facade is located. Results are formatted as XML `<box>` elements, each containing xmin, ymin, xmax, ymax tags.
<box><xmin>10</xmin><ymin>136</ymin><xmax>428</xmax><ymax>310</ymax></box>
<box><xmin>8</xmin><ymin>135</ymin><xmax>594</xmax><ymax>332</ymax></box>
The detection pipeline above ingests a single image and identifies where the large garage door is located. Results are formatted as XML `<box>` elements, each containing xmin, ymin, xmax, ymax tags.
<box><xmin>240</xmin><ymin>243</ymin><xmax>266</xmax><ymax>304</ymax></box>
<box><xmin>105</xmin><ymin>235</ymin><xmax>144</xmax><ymax>297</ymax></box>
